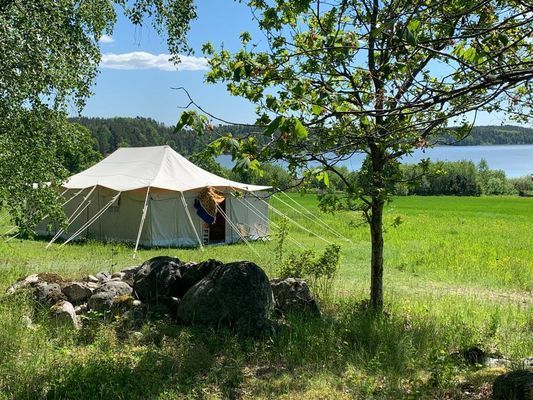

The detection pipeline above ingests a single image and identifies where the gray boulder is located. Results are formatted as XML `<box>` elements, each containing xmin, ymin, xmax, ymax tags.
<box><xmin>95</xmin><ymin>271</ymin><xmax>111</xmax><ymax>282</ymax></box>
<box><xmin>493</xmin><ymin>370</ymin><xmax>533</xmax><ymax>400</ymax></box>
<box><xmin>111</xmin><ymin>272</ymin><xmax>126</xmax><ymax>280</ymax></box>
<box><xmin>88</xmin><ymin>281</ymin><xmax>133</xmax><ymax>311</ymax></box>
<box><xmin>50</xmin><ymin>301</ymin><xmax>80</xmax><ymax>329</ymax></box>
<box><xmin>35</xmin><ymin>282</ymin><xmax>66</xmax><ymax>306</ymax></box>
<box><xmin>133</xmin><ymin>256</ymin><xmax>220</xmax><ymax>303</ymax></box>
<box><xmin>120</xmin><ymin>265</ymin><xmax>141</xmax><ymax>286</ymax></box>
<box><xmin>62</xmin><ymin>282</ymin><xmax>93</xmax><ymax>304</ymax></box>
<box><xmin>177</xmin><ymin>261</ymin><xmax>274</xmax><ymax>335</ymax></box>
<box><xmin>270</xmin><ymin>278</ymin><xmax>321</xmax><ymax>317</ymax></box>
<box><xmin>84</xmin><ymin>275</ymin><xmax>99</xmax><ymax>283</ymax></box>
<box><xmin>6</xmin><ymin>274</ymin><xmax>40</xmax><ymax>294</ymax></box>
<box><xmin>523</xmin><ymin>358</ymin><xmax>533</xmax><ymax>369</ymax></box>
<box><xmin>6</xmin><ymin>273</ymin><xmax>65</xmax><ymax>296</ymax></box>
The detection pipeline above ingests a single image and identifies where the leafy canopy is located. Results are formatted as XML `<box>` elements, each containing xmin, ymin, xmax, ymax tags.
<box><xmin>0</xmin><ymin>0</ymin><xmax>196</xmax><ymax>234</ymax></box>
<box><xmin>179</xmin><ymin>0</ymin><xmax>532</xmax><ymax>309</ymax></box>
<box><xmin>188</xmin><ymin>0</ymin><xmax>531</xmax><ymax>202</ymax></box>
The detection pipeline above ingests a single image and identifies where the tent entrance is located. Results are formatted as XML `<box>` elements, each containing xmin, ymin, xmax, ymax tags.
<box><xmin>209</xmin><ymin>200</ymin><xmax>226</xmax><ymax>244</ymax></box>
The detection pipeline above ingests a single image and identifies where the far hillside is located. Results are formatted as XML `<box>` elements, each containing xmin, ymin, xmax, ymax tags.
<box><xmin>441</xmin><ymin>125</ymin><xmax>533</xmax><ymax>146</ymax></box>
<box><xmin>71</xmin><ymin>117</ymin><xmax>533</xmax><ymax>157</ymax></box>
<box><xmin>70</xmin><ymin>117</ymin><xmax>253</xmax><ymax>156</ymax></box>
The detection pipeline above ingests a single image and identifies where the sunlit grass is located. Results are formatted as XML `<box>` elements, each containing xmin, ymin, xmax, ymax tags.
<box><xmin>0</xmin><ymin>195</ymin><xmax>531</xmax><ymax>399</ymax></box>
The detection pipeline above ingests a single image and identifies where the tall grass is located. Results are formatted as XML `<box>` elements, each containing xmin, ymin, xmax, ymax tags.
<box><xmin>0</xmin><ymin>196</ymin><xmax>531</xmax><ymax>399</ymax></box>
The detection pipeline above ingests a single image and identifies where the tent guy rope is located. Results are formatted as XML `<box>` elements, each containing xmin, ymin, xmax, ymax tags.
<box><xmin>216</xmin><ymin>203</ymin><xmax>262</xmax><ymax>258</ymax></box>
<box><xmin>60</xmin><ymin>192</ymin><xmax>122</xmax><ymax>247</ymax></box>
<box><xmin>274</xmin><ymin>191</ymin><xmax>352</xmax><ymax>243</ymax></box>
<box><xmin>180</xmin><ymin>192</ymin><xmax>204</xmax><ymax>250</ymax></box>
<box><xmin>46</xmin><ymin>185</ymin><xmax>97</xmax><ymax>248</ymax></box>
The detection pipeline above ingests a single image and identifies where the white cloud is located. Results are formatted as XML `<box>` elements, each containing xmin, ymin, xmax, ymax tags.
<box><xmin>99</xmin><ymin>34</ymin><xmax>114</xmax><ymax>44</ymax></box>
<box><xmin>100</xmin><ymin>52</ymin><xmax>209</xmax><ymax>72</ymax></box>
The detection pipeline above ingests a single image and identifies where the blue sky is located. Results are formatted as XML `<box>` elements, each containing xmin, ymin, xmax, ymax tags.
<box><xmin>81</xmin><ymin>1</ymin><xmax>261</xmax><ymax>126</ymax></box>
<box><xmin>80</xmin><ymin>1</ymin><xmax>518</xmax><ymax>128</ymax></box>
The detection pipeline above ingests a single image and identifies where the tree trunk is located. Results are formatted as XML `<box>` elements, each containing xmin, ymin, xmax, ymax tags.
<box><xmin>369</xmin><ymin>196</ymin><xmax>384</xmax><ymax>311</ymax></box>
<box><xmin>369</xmin><ymin>144</ymin><xmax>385</xmax><ymax>311</ymax></box>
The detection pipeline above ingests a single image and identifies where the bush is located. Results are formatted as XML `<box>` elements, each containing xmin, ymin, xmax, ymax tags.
<box><xmin>509</xmin><ymin>176</ymin><xmax>533</xmax><ymax>195</ymax></box>
<box><xmin>394</xmin><ymin>159</ymin><xmax>523</xmax><ymax>196</ymax></box>
<box><xmin>277</xmin><ymin>244</ymin><xmax>341</xmax><ymax>300</ymax></box>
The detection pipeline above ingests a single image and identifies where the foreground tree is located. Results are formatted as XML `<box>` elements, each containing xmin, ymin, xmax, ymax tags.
<box><xmin>179</xmin><ymin>0</ymin><xmax>532</xmax><ymax>310</ymax></box>
<box><xmin>0</xmin><ymin>0</ymin><xmax>196</xmax><ymax>234</ymax></box>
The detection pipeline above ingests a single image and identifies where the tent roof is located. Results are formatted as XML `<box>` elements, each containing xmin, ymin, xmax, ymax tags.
<box><xmin>63</xmin><ymin>146</ymin><xmax>271</xmax><ymax>192</ymax></box>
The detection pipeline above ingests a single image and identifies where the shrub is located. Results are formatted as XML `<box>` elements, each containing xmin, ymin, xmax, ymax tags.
<box><xmin>277</xmin><ymin>244</ymin><xmax>342</xmax><ymax>300</ymax></box>
<box><xmin>509</xmin><ymin>176</ymin><xmax>533</xmax><ymax>195</ymax></box>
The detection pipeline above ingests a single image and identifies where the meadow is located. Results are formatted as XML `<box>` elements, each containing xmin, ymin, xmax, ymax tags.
<box><xmin>0</xmin><ymin>195</ymin><xmax>531</xmax><ymax>399</ymax></box>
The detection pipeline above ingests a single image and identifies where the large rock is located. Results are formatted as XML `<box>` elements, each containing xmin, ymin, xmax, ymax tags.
<box><xmin>6</xmin><ymin>273</ymin><xmax>65</xmax><ymax>296</ymax></box>
<box><xmin>493</xmin><ymin>370</ymin><xmax>533</xmax><ymax>400</ymax></box>
<box><xmin>461</xmin><ymin>346</ymin><xmax>486</xmax><ymax>365</ymax></box>
<box><xmin>35</xmin><ymin>282</ymin><xmax>67</xmax><ymax>306</ymax></box>
<box><xmin>50</xmin><ymin>301</ymin><xmax>80</xmax><ymax>329</ymax></box>
<box><xmin>270</xmin><ymin>278</ymin><xmax>321</xmax><ymax>317</ymax></box>
<box><xmin>95</xmin><ymin>271</ymin><xmax>111</xmax><ymax>282</ymax></box>
<box><xmin>120</xmin><ymin>265</ymin><xmax>141</xmax><ymax>286</ymax></box>
<box><xmin>6</xmin><ymin>274</ymin><xmax>40</xmax><ymax>294</ymax></box>
<box><xmin>177</xmin><ymin>261</ymin><xmax>274</xmax><ymax>335</ymax></box>
<box><xmin>133</xmin><ymin>256</ymin><xmax>220</xmax><ymax>303</ymax></box>
<box><xmin>88</xmin><ymin>281</ymin><xmax>133</xmax><ymax>311</ymax></box>
<box><xmin>62</xmin><ymin>282</ymin><xmax>93</xmax><ymax>304</ymax></box>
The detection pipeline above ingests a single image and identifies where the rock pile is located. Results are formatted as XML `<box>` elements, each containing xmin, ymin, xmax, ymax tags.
<box><xmin>6</xmin><ymin>257</ymin><xmax>320</xmax><ymax>335</ymax></box>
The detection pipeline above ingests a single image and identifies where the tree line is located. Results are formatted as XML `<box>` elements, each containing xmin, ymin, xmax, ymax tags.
<box><xmin>439</xmin><ymin>125</ymin><xmax>533</xmax><ymax>146</ymax></box>
<box><xmin>72</xmin><ymin>117</ymin><xmax>533</xmax><ymax>160</ymax></box>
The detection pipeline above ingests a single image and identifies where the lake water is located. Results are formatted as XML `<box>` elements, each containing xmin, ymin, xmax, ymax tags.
<box><xmin>219</xmin><ymin>145</ymin><xmax>533</xmax><ymax>178</ymax></box>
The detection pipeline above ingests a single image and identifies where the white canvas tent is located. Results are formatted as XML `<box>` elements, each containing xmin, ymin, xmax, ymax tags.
<box><xmin>37</xmin><ymin>146</ymin><xmax>270</xmax><ymax>249</ymax></box>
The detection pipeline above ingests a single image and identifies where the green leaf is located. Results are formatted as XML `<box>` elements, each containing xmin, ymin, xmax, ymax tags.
<box><xmin>498</xmin><ymin>34</ymin><xmax>509</xmax><ymax>46</ymax></box>
<box><xmin>404</xmin><ymin>28</ymin><xmax>417</xmax><ymax>46</ymax></box>
<box><xmin>407</xmin><ymin>19</ymin><xmax>420</xmax><ymax>33</ymax></box>
<box><xmin>463</xmin><ymin>47</ymin><xmax>477</xmax><ymax>62</ymax></box>
<box><xmin>322</xmin><ymin>171</ymin><xmax>330</xmax><ymax>187</ymax></box>
<box><xmin>264</xmin><ymin>116</ymin><xmax>283</xmax><ymax>136</ymax></box>
<box><xmin>235</xmin><ymin>156</ymin><xmax>251</xmax><ymax>171</ymax></box>
<box><xmin>311</xmin><ymin>104</ymin><xmax>324</xmax><ymax>115</ymax></box>
<box><xmin>371</xmin><ymin>20</ymin><xmax>394</xmax><ymax>38</ymax></box>
<box><xmin>175</xmin><ymin>111</ymin><xmax>193</xmax><ymax>132</ymax></box>
<box><xmin>233</xmin><ymin>61</ymin><xmax>244</xmax><ymax>81</ymax></box>
<box><xmin>240</xmin><ymin>31</ymin><xmax>252</xmax><ymax>44</ymax></box>
<box><xmin>293</xmin><ymin>119</ymin><xmax>308</xmax><ymax>139</ymax></box>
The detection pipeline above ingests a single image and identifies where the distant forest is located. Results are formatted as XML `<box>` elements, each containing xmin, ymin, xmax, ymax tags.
<box><xmin>71</xmin><ymin>117</ymin><xmax>533</xmax><ymax>157</ymax></box>
<box><xmin>439</xmin><ymin>125</ymin><xmax>533</xmax><ymax>146</ymax></box>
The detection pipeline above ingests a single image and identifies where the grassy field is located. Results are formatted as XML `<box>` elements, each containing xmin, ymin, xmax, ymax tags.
<box><xmin>0</xmin><ymin>195</ymin><xmax>531</xmax><ymax>399</ymax></box>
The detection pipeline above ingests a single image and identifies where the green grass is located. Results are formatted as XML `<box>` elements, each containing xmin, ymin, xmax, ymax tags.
<box><xmin>0</xmin><ymin>195</ymin><xmax>531</xmax><ymax>399</ymax></box>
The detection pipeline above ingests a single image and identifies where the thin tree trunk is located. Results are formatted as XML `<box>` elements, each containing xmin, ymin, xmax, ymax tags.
<box><xmin>369</xmin><ymin>143</ymin><xmax>385</xmax><ymax>311</ymax></box>
<box><xmin>369</xmin><ymin>196</ymin><xmax>384</xmax><ymax>310</ymax></box>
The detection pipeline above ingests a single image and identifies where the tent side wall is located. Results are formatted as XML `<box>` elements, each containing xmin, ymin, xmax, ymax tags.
<box><xmin>36</xmin><ymin>188</ymin><xmax>90</xmax><ymax>239</ymax></box>
<box><xmin>37</xmin><ymin>188</ymin><xmax>150</xmax><ymax>245</ymax></box>
<box><xmin>86</xmin><ymin>188</ymin><xmax>150</xmax><ymax>245</ymax></box>
<box><xmin>149</xmin><ymin>191</ymin><xmax>203</xmax><ymax>247</ymax></box>
<box><xmin>226</xmin><ymin>192</ymin><xmax>269</xmax><ymax>243</ymax></box>
<box><xmin>37</xmin><ymin>188</ymin><xmax>269</xmax><ymax>248</ymax></box>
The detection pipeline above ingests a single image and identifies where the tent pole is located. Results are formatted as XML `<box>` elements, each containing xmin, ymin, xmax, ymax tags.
<box><xmin>133</xmin><ymin>187</ymin><xmax>150</xmax><ymax>259</ymax></box>
<box><xmin>60</xmin><ymin>191</ymin><xmax>121</xmax><ymax>247</ymax></box>
<box><xmin>46</xmin><ymin>185</ymin><xmax>97</xmax><ymax>248</ymax></box>
<box><xmin>179</xmin><ymin>192</ymin><xmax>204</xmax><ymax>250</ymax></box>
